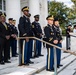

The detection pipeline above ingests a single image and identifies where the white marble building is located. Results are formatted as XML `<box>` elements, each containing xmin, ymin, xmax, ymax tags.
<box><xmin>0</xmin><ymin>0</ymin><xmax>48</xmax><ymax>29</ymax></box>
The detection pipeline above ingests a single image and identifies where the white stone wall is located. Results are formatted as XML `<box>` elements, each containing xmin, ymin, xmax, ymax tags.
<box><xmin>6</xmin><ymin>0</ymin><xmax>21</xmax><ymax>26</ymax></box>
<box><xmin>20</xmin><ymin>0</ymin><xmax>29</xmax><ymax>15</ymax></box>
<box><xmin>20</xmin><ymin>0</ymin><xmax>28</xmax><ymax>9</ymax></box>
<box><xmin>29</xmin><ymin>0</ymin><xmax>40</xmax><ymax>23</ymax></box>
<box><xmin>39</xmin><ymin>0</ymin><xmax>48</xmax><ymax>30</ymax></box>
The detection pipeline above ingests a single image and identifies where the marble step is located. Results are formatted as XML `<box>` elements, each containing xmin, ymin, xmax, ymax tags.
<box><xmin>34</xmin><ymin>55</ymin><xmax>76</xmax><ymax>75</ymax></box>
<box><xmin>0</xmin><ymin>52</ymin><xmax>74</xmax><ymax>75</ymax></box>
<box><xmin>5</xmin><ymin>61</ymin><xmax>46</xmax><ymax>75</ymax></box>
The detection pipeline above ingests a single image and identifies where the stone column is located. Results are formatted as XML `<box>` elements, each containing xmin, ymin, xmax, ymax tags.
<box><xmin>6</xmin><ymin>0</ymin><xmax>21</xmax><ymax>26</ymax></box>
<box><xmin>39</xmin><ymin>0</ymin><xmax>48</xmax><ymax>29</ymax></box>
<box><xmin>29</xmin><ymin>0</ymin><xmax>40</xmax><ymax>22</ymax></box>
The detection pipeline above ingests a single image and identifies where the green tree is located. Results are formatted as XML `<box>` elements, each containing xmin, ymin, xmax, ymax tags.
<box><xmin>48</xmin><ymin>1</ymin><xmax>74</xmax><ymax>35</ymax></box>
<box><xmin>70</xmin><ymin>0</ymin><xmax>76</xmax><ymax>25</ymax></box>
<box><xmin>71</xmin><ymin>0</ymin><xmax>76</xmax><ymax>6</ymax></box>
<box><xmin>48</xmin><ymin>1</ymin><xmax>70</xmax><ymax>25</ymax></box>
<box><xmin>71</xmin><ymin>0</ymin><xmax>76</xmax><ymax>17</ymax></box>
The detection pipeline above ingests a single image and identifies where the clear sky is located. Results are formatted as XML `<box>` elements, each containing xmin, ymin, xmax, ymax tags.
<box><xmin>56</xmin><ymin>0</ymin><xmax>73</xmax><ymax>7</ymax></box>
<box><xmin>49</xmin><ymin>0</ymin><xmax>74</xmax><ymax>7</ymax></box>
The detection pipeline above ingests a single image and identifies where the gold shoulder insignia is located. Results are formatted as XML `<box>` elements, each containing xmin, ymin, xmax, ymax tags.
<box><xmin>49</xmin><ymin>38</ymin><xmax>53</xmax><ymax>41</ymax></box>
<box><xmin>32</xmin><ymin>25</ymin><xmax>34</xmax><ymax>28</ymax></box>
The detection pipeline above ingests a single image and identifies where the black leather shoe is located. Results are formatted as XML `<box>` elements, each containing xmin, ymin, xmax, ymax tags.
<box><xmin>29</xmin><ymin>61</ymin><xmax>34</xmax><ymax>64</ymax></box>
<box><xmin>46</xmin><ymin>69</ymin><xmax>54</xmax><ymax>72</ymax></box>
<box><xmin>0</xmin><ymin>61</ymin><xmax>5</xmax><ymax>65</ymax></box>
<box><xmin>31</xmin><ymin>57</ymin><xmax>35</xmax><ymax>59</ymax></box>
<box><xmin>59</xmin><ymin>64</ymin><xmax>63</xmax><ymax>66</ymax></box>
<box><xmin>16</xmin><ymin>53</ymin><xmax>19</xmax><ymax>55</ymax></box>
<box><xmin>30</xmin><ymin>57</ymin><xmax>35</xmax><ymax>59</ymax></box>
<box><xmin>5</xmin><ymin>60</ymin><xmax>11</xmax><ymax>63</ymax></box>
<box><xmin>51</xmin><ymin>68</ymin><xmax>54</xmax><ymax>71</ymax></box>
<box><xmin>39</xmin><ymin>54</ymin><xmax>44</xmax><ymax>56</ymax></box>
<box><xmin>68</xmin><ymin>47</ymin><xmax>70</xmax><ymax>50</ymax></box>
<box><xmin>23</xmin><ymin>63</ymin><xmax>29</xmax><ymax>66</ymax></box>
<box><xmin>34</xmin><ymin>55</ymin><xmax>39</xmax><ymax>58</ymax></box>
<box><xmin>12</xmin><ymin>55</ymin><xmax>18</xmax><ymax>57</ymax></box>
<box><xmin>57</xmin><ymin>65</ymin><xmax>60</xmax><ymax>68</ymax></box>
<box><xmin>18</xmin><ymin>64</ymin><xmax>23</xmax><ymax>66</ymax></box>
<box><xmin>46</xmin><ymin>69</ymin><xmax>51</xmax><ymax>71</ymax></box>
<box><xmin>63</xmin><ymin>51</ymin><xmax>68</xmax><ymax>53</ymax></box>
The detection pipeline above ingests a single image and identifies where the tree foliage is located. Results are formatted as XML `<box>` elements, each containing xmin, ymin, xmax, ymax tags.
<box><xmin>71</xmin><ymin>0</ymin><xmax>76</xmax><ymax>17</ymax></box>
<box><xmin>48</xmin><ymin>1</ymin><xmax>70</xmax><ymax>25</ymax></box>
<box><xmin>48</xmin><ymin>1</ymin><xmax>74</xmax><ymax>35</ymax></box>
<box><xmin>71</xmin><ymin>0</ymin><xmax>76</xmax><ymax>6</ymax></box>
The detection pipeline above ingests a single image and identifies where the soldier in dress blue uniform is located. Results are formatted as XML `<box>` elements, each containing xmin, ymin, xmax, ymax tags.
<box><xmin>11</xmin><ymin>19</ymin><xmax>18</xmax><ymax>57</ymax></box>
<box><xmin>54</xmin><ymin>18</ymin><xmax>63</xmax><ymax>68</ymax></box>
<box><xmin>18</xmin><ymin>6</ymin><xmax>33</xmax><ymax>65</ymax></box>
<box><xmin>12</xmin><ymin>20</ymin><xmax>18</xmax><ymax>55</ymax></box>
<box><xmin>27</xmin><ymin>13</ymin><xmax>33</xmax><ymax>58</ymax></box>
<box><xmin>8</xmin><ymin>18</ymin><xmax>18</xmax><ymax>57</ymax></box>
<box><xmin>44</xmin><ymin>15</ymin><xmax>58</xmax><ymax>71</ymax></box>
<box><xmin>32</xmin><ymin>15</ymin><xmax>43</xmax><ymax>57</ymax></box>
